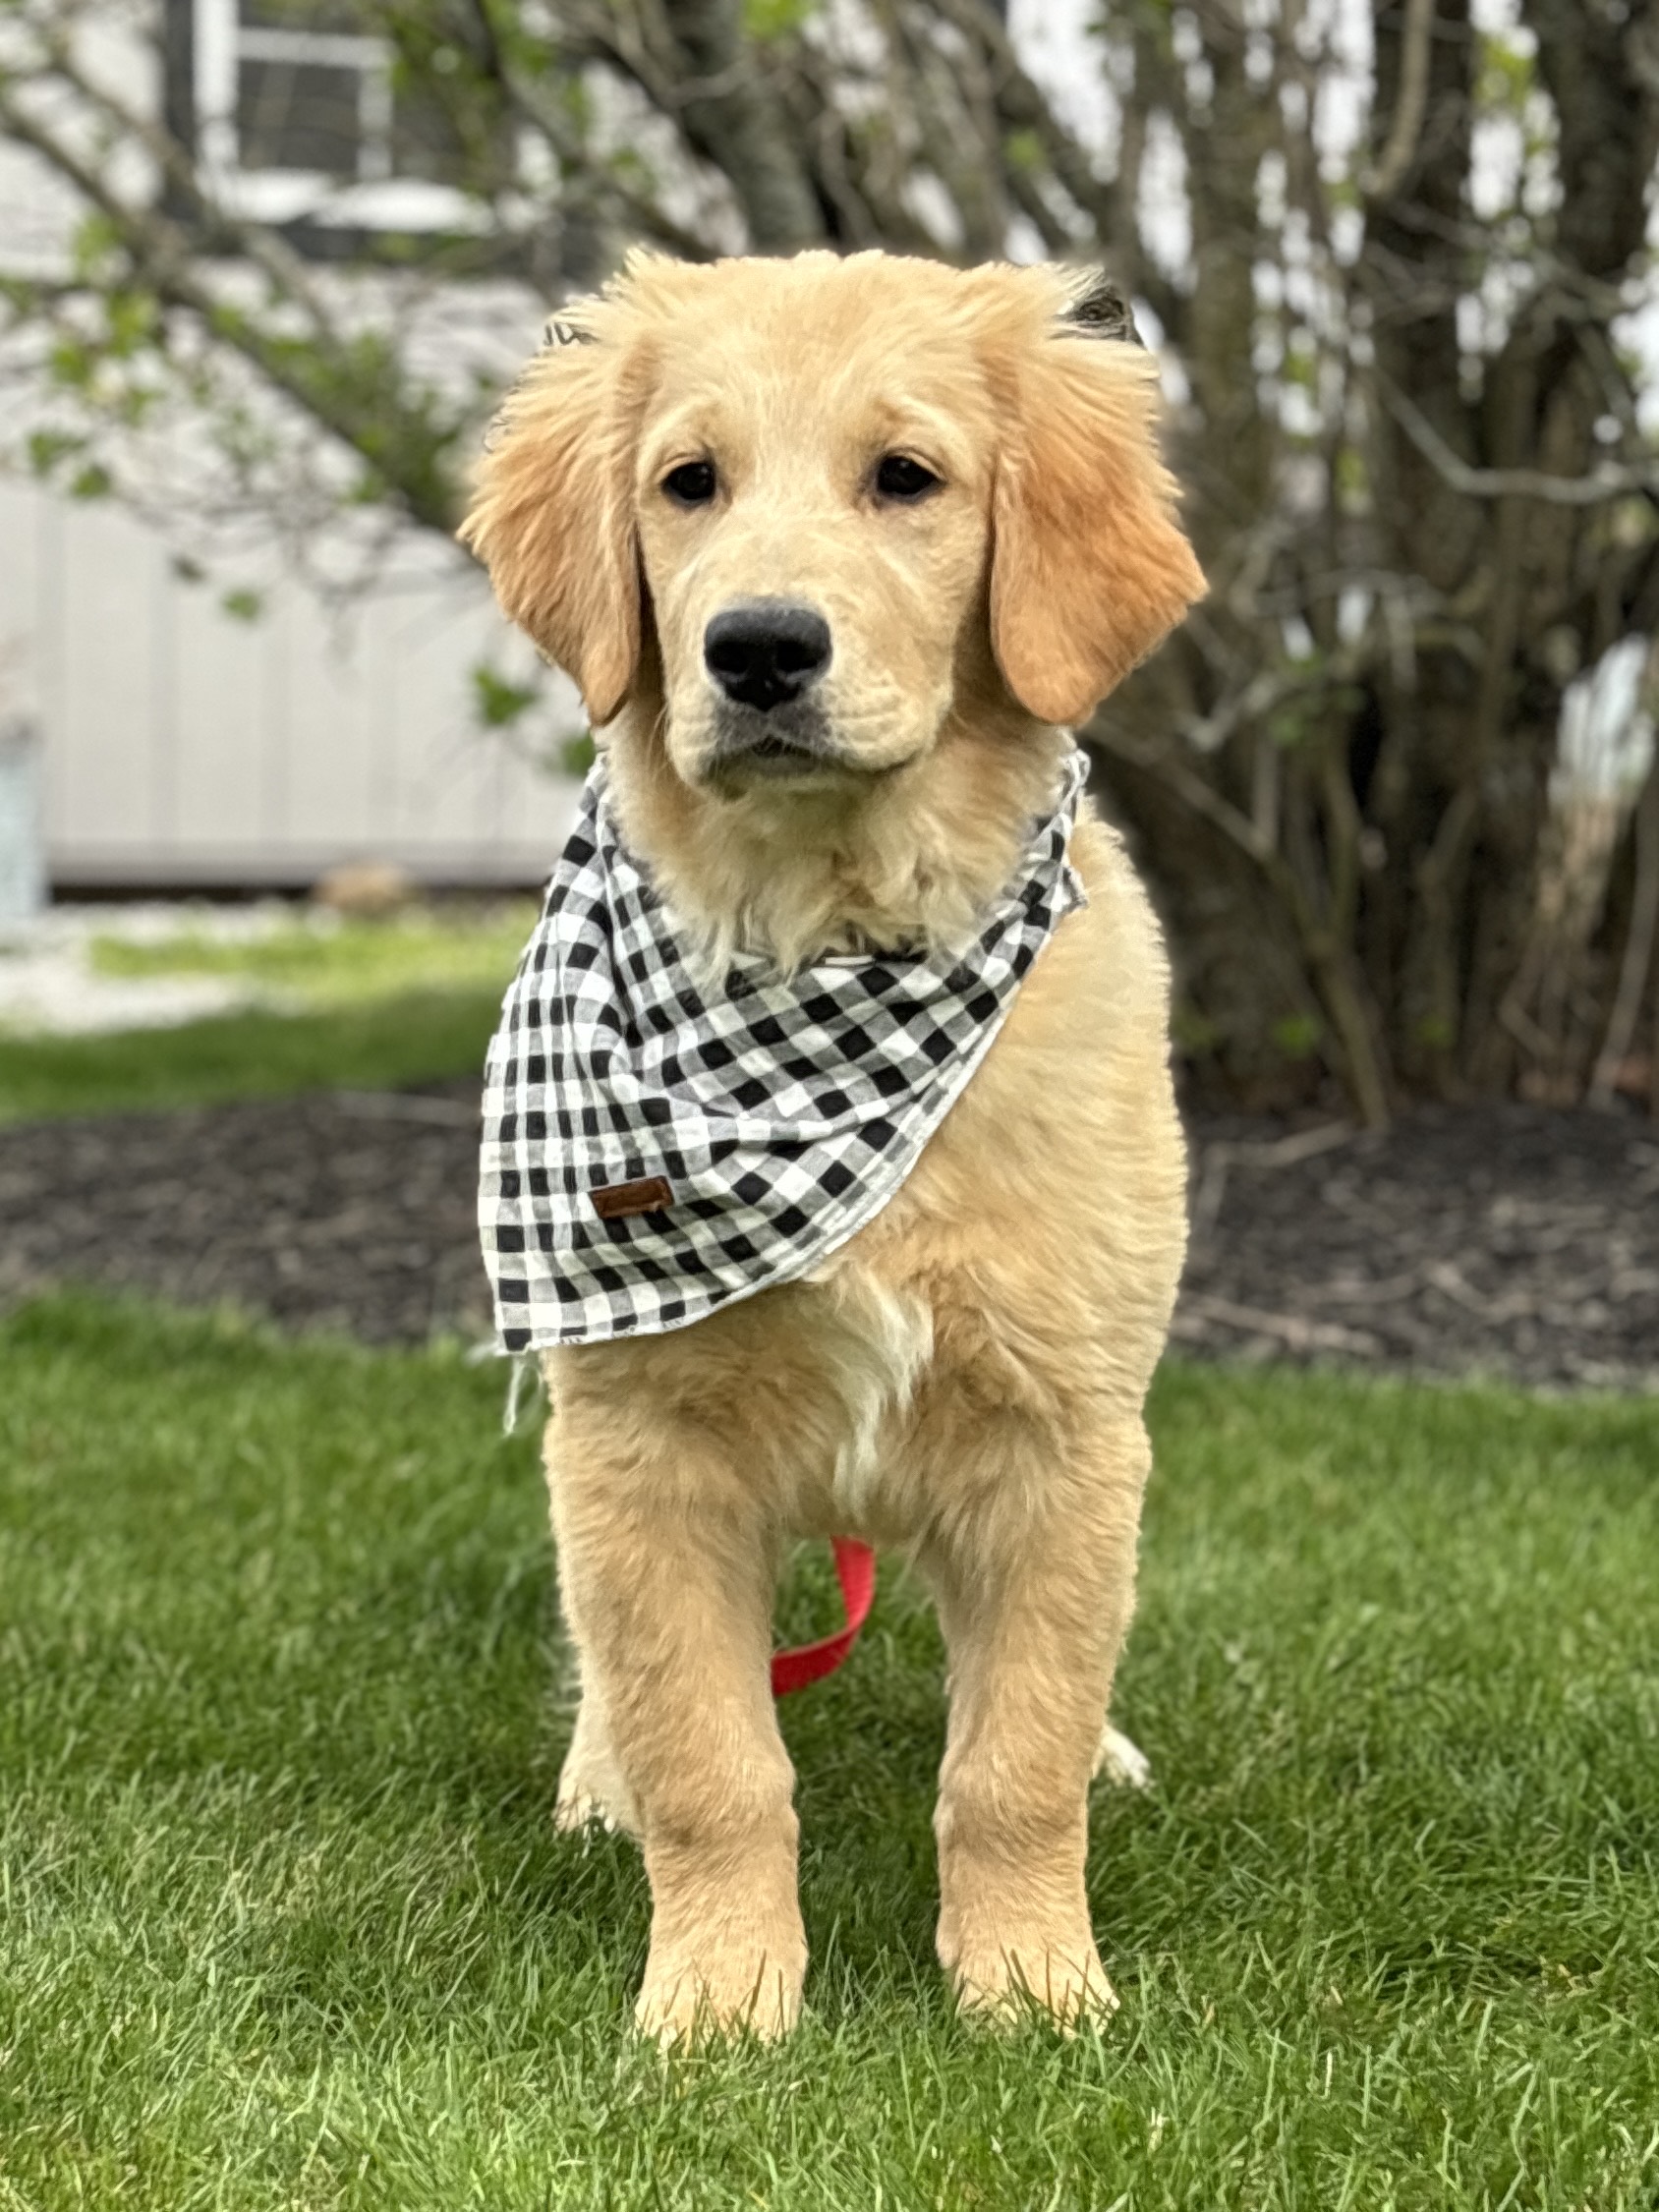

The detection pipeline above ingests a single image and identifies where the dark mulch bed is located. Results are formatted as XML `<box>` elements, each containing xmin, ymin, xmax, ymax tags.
<box><xmin>2</xmin><ymin>1085</ymin><xmax>1655</xmax><ymax>1389</ymax></box>
<box><xmin>1175</xmin><ymin>1106</ymin><xmax>1658</xmax><ymax>1390</ymax></box>
<box><xmin>0</xmin><ymin>1087</ymin><xmax>489</xmax><ymax>1349</ymax></box>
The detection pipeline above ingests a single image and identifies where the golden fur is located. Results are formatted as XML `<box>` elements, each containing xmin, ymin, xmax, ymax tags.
<box><xmin>461</xmin><ymin>248</ymin><xmax>1203</xmax><ymax>2043</ymax></box>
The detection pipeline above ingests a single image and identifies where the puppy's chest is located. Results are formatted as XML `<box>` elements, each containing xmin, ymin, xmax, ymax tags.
<box><xmin>802</xmin><ymin>1244</ymin><xmax>1057</xmax><ymax>1529</ymax></box>
<box><xmin>807</xmin><ymin>1269</ymin><xmax>935</xmax><ymax>1523</ymax></box>
<box><xmin>800</xmin><ymin>1017</ymin><xmax>1112</xmax><ymax>1523</ymax></box>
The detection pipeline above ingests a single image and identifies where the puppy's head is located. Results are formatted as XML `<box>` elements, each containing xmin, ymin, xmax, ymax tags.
<box><xmin>461</xmin><ymin>252</ymin><xmax>1202</xmax><ymax>796</ymax></box>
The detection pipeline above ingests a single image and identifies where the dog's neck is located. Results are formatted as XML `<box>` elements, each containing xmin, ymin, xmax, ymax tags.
<box><xmin>602</xmin><ymin>700</ymin><xmax>1074</xmax><ymax>975</ymax></box>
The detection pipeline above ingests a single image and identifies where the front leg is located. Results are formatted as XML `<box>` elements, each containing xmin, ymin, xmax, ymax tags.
<box><xmin>926</xmin><ymin>1417</ymin><xmax>1150</xmax><ymax>2026</ymax></box>
<box><xmin>545</xmin><ymin>1405</ymin><xmax>804</xmax><ymax>2046</ymax></box>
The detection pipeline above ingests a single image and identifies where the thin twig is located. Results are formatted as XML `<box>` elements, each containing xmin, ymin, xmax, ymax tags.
<box><xmin>1172</xmin><ymin>1295</ymin><xmax>1383</xmax><ymax>1357</ymax></box>
<box><xmin>1189</xmin><ymin>1121</ymin><xmax>1355</xmax><ymax>1243</ymax></box>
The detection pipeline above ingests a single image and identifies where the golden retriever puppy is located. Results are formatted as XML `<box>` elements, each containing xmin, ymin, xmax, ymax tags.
<box><xmin>461</xmin><ymin>249</ymin><xmax>1202</xmax><ymax>2043</ymax></box>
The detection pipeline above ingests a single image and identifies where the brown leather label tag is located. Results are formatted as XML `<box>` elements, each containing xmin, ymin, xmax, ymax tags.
<box><xmin>590</xmin><ymin>1175</ymin><xmax>674</xmax><ymax>1221</ymax></box>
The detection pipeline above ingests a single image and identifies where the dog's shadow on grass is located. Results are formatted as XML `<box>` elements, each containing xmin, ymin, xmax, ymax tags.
<box><xmin>525</xmin><ymin>1556</ymin><xmax>1174</xmax><ymax>2026</ymax></box>
<box><xmin>405</xmin><ymin>1543</ymin><xmax>1016</xmax><ymax>2026</ymax></box>
<box><xmin>360</xmin><ymin>1542</ymin><xmax>1189</xmax><ymax>2026</ymax></box>
<box><xmin>528</xmin><ymin>1556</ymin><xmax>963</xmax><ymax>2017</ymax></box>
<box><xmin>79</xmin><ymin>1498</ymin><xmax>1260</xmax><ymax>2042</ymax></box>
<box><xmin>192</xmin><ymin>1538</ymin><xmax>974</xmax><ymax>2034</ymax></box>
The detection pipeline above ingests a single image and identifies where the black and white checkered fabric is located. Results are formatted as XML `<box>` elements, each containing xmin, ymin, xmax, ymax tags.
<box><xmin>479</xmin><ymin>749</ymin><xmax>1089</xmax><ymax>1350</ymax></box>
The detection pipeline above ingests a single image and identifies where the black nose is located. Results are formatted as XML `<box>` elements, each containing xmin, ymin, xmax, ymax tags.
<box><xmin>704</xmin><ymin>600</ymin><xmax>831</xmax><ymax>712</ymax></box>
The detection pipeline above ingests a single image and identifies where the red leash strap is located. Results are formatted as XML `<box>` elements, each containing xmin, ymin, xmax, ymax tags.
<box><xmin>770</xmin><ymin>1538</ymin><xmax>877</xmax><ymax>1697</ymax></box>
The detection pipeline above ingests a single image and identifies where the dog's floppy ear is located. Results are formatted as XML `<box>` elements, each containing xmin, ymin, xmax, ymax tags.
<box><xmin>459</xmin><ymin>315</ymin><xmax>642</xmax><ymax>728</ymax></box>
<box><xmin>991</xmin><ymin>272</ymin><xmax>1205</xmax><ymax>728</ymax></box>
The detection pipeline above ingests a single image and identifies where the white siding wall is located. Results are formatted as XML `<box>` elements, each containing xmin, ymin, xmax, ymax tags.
<box><xmin>0</xmin><ymin>478</ymin><xmax>582</xmax><ymax>888</ymax></box>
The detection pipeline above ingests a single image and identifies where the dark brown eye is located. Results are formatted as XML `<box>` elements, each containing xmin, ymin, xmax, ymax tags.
<box><xmin>875</xmin><ymin>454</ymin><xmax>942</xmax><ymax>501</ymax></box>
<box><xmin>662</xmin><ymin>460</ymin><xmax>716</xmax><ymax>506</ymax></box>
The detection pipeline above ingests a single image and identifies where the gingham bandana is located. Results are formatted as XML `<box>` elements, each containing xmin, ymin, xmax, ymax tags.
<box><xmin>479</xmin><ymin>749</ymin><xmax>1089</xmax><ymax>1350</ymax></box>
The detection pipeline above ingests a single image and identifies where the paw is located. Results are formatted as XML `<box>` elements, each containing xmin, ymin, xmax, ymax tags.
<box><xmin>635</xmin><ymin>1940</ymin><xmax>806</xmax><ymax>2048</ymax></box>
<box><xmin>552</xmin><ymin>1782</ymin><xmax>618</xmax><ymax>1839</ymax></box>
<box><xmin>554</xmin><ymin>1716</ymin><xmax>638</xmax><ymax>1839</ymax></box>
<box><xmin>945</xmin><ymin>1932</ymin><xmax>1118</xmax><ymax>2031</ymax></box>
<box><xmin>1094</xmin><ymin>1722</ymin><xmax>1153</xmax><ymax>1790</ymax></box>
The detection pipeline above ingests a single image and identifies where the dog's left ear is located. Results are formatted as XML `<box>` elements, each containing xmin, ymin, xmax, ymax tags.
<box><xmin>1059</xmin><ymin>271</ymin><xmax>1142</xmax><ymax>346</ymax></box>
<box><xmin>459</xmin><ymin>316</ymin><xmax>643</xmax><ymax>728</ymax></box>
<box><xmin>991</xmin><ymin>273</ymin><xmax>1205</xmax><ymax>728</ymax></box>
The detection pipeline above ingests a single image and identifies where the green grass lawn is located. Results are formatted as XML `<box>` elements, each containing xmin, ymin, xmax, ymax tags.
<box><xmin>0</xmin><ymin>992</ymin><xmax>504</xmax><ymax>1125</ymax></box>
<box><xmin>1</xmin><ymin>1296</ymin><xmax>1654</xmax><ymax>2208</ymax></box>
<box><xmin>0</xmin><ymin>903</ymin><xmax>536</xmax><ymax>1123</ymax></box>
<box><xmin>86</xmin><ymin>906</ymin><xmax>537</xmax><ymax>1007</ymax></box>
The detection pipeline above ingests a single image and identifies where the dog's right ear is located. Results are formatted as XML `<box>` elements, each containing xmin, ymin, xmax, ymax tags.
<box><xmin>458</xmin><ymin>316</ymin><xmax>642</xmax><ymax>728</ymax></box>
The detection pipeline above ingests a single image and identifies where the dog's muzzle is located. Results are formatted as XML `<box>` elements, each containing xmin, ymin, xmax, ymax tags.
<box><xmin>702</xmin><ymin>598</ymin><xmax>849</xmax><ymax>784</ymax></box>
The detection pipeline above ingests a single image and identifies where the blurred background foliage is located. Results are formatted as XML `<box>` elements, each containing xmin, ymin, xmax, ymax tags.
<box><xmin>3</xmin><ymin>0</ymin><xmax>1658</xmax><ymax>1120</ymax></box>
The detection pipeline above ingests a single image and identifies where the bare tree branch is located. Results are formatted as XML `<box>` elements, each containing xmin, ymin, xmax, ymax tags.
<box><xmin>0</xmin><ymin>77</ymin><xmax>463</xmax><ymax>531</ymax></box>
<box><xmin>458</xmin><ymin>0</ymin><xmax>720</xmax><ymax>263</ymax></box>
<box><xmin>1589</xmin><ymin>732</ymin><xmax>1659</xmax><ymax>1106</ymax></box>
<box><xmin>1362</xmin><ymin>0</ymin><xmax>1436</xmax><ymax>202</ymax></box>
<box><xmin>1378</xmin><ymin>375</ymin><xmax>1659</xmax><ymax>506</ymax></box>
<box><xmin>652</xmin><ymin>0</ymin><xmax>825</xmax><ymax>247</ymax></box>
<box><xmin>928</xmin><ymin>0</ymin><xmax>1117</xmax><ymax>238</ymax></box>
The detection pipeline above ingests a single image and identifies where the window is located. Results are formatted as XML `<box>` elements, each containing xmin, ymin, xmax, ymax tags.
<box><xmin>184</xmin><ymin>0</ymin><xmax>491</xmax><ymax>239</ymax></box>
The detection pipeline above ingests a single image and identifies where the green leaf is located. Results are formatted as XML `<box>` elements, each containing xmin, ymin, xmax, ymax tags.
<box><xmin>1271</xmin><ymin>1013</ymin><xmax>1322</xmax><ymax>1058</ymax></box>
<box><xmin>1171</xmin><ymin>1003</ymin><xmax>1221</xmax><ymax>1053</ymax></box>
<box><xmin>559</xmin><ymin>732</ymin><xmax>597</xmax><ymax>777</ymax></box>
<box><xmin>69</xmin><ymin>463</ymin><xmax>113</xmax><ymax>500</ymax></box>
<box><xmin>26</xmin><ymin>430</ymin><xmax>85</xmax><ymax>478</ymax></box>
<box><xmin>742</xmin><ymin>0</ymin><xmax>813</xmax><ymax>37</ymax></box>
<box><xmin>221</xmin><ymin>589</ymin><xmax>264</xmax><ymax>622</ymax></box>
<box><xmin>472</xmin><ymin>664</ymin><xmax>541</xmax><ymax>727</ymax></box>
<box><xmin>69</xmin><ymin>209</ymin><xmax>123</xmax><ymax>279</ymax></box>
<box><xmin>105</xmin><ymin>289</ymin><xmax>160</xmax><ymax>358</ymax></box>
<box><xmin>47</xmin><ymin>340</ymin><xmax>94</xmax><ymax>390</ymax></box>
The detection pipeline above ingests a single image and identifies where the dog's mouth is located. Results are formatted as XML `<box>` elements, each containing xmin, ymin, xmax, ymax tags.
<box><xmin>702</xmin><ymin>704</ymin><xmax>873</xmax><ymax>793</ymax></box>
